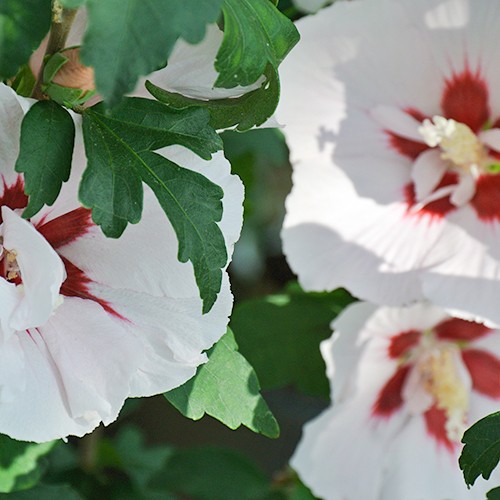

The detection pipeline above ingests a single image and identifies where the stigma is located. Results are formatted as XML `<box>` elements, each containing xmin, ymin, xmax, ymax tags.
<box><xmin>416</xmin><ymin>341</ymin><xmax>469</xmax><ymax>442</ymax></box>
<box><xmin>419</xmin><ymin>115</ymin><xmax>484</xmax><ymax>174</ymax></box>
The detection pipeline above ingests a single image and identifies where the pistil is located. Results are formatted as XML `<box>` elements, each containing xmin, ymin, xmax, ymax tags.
<box><xmin>419</xmin><ymin>116</ymin><xmax>484</xmax><ymax>173</ymax></box>
<box><xmin>417</xmin><ymin>343</ymin><xmax>469</xmax><ymax>441</ymax></box>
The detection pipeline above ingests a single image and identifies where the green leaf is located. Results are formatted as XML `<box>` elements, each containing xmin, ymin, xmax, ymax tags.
<box><xmin>100</xmin><ymin>427</ymin><xmax>173</xmax><ymax>492</ymax></box>
<box><xmin>80</xmin><ymin>99</ymin><xmax>226</xmax><ymax>311</ymax></box>
<box><xmin>82</xmin><ymin>0</ymin><xmax>223</xmax><ymax>105</ymax></box>
<box><xmin>460</xmin><ymin>411</ymin><xmax>500</xmax><ymax>487</ymax></box>
<box><xmin>11</xmin><ymin>65</ymin><xmax>36</xmax><ymax>98</ymax></box>
<box><xmin>150</xmin><ymin>447</ymin><xmax>272</xmax><ymax>500</ymax></box>
<box><xmin>15</xmin><ymin>101</ymin><xmax>75</xmax><ymax>218</ymax></box>
<box><xmin>146</xmin><ymin>65</ymin><xmax>279</xmax><ymax>132</ymax></box>
<box><xmin>80</xmin><ymin>98</ymin><xmax>221</xmax><ymax>236</ymax></box>
<box><xmin>165</xmin><ymin>329</ymin><xmax>280</xmax><ymax>437</ymax></box>
<box><xmin>80</xmin><ymin>108</ymin><xmax>144</xmax><ymax>238</ymax></box>
<box><xmin>1</xmin><ymin>484</ymin><xmax>83</xmax><ymax>500</ymax></box>
<box><xmin>0</xmin><ymin>435</ymin><xmax>56</xmax><ymax>493</ymax></box>
<box><xmin>215</xmin><ymin>0</ymin><xmax>299</xmax><ymax>88</ymax></box>
<box><xmin>0</xmin><ymin>0</ymin><xmax>51</xmax><ymax>79</ymax></box>
<box><xmin>231</xmin><ymin>285</ymin><xmax>355</xmax><ymax>398</ymax></box>
<box><xmin>139</xmin><ymin>151</ymin><xmax>226</xmax><ymax>313</ymax></box>
<box><xmin>59</xmin><ymin>0</ymin><xmax>86</xmax><ymax>6</ymax></box>
<box><xmin>488</xmin><ymin>487</ymin><xmax>500</xmax><ymax>500</ymax></box>
<box><xmin>90</xmin><ymin>99</ymin><xmax>222</xmax><ymax>160</ymax></box>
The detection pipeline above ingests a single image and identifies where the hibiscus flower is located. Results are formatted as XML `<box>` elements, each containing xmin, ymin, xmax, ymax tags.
<box><xmin>279</xmin><ymin>0</ymin><xmax>500</xmax><ymax>324</ymax></box>
<box><xmin>291</xmin><ymin>301</ymin><xmax>500</xmax><ymax>500</ymax></box>
<box><xmin>0</xmin><ymin>83</ymin><xmax>243</xmax><ymax>442</ymax></box>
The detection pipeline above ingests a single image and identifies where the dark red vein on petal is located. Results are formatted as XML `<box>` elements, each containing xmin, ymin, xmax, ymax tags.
<box><xmin>388</xmin><ymin>330</ymin><xmax>421</xmax><ymax>359</ymax></box>
<box><xmin>462</xmin><ymin>349</ymin><xmax>500</xmax><ymax>398</ymax></box>
<box><xmin>434</xmin><ymin>317</ymin><xmax>491</xmax><ymax>342</ymax></box>
<box><xmin>441</xmin><ymin>67</ymin><xmax>490</xmax><ymax>133</ymax></box>
<box><xmin>372</xmin><ymin>365</ymin><xmax>410</xmax><ymax>418</ymax></box>
<box><xmin>0</xmin><ymin>176</ymin><xmax>28</xmax><ymax>223</ymax></box>
<box><xmin>60</xmin><ymin>256</ymin><xmax>125</xmax><ymax>320</ymax></box>
<box><xmin>424</xmin><ymin>405</ymin><xmax>455</xmax><ymax>453</ymax></box>
<box><xmin>37</xmin><ymin>207</ymin><xmax>93</xmax><ymax>249</ymax></box>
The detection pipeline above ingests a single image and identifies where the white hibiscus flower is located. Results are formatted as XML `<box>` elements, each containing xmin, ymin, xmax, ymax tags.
<box><xmin>279</xmin><ymin>0</ymin><xmax>500</xmax><ymax>324</ymax></box>
<box><xmin>292</xmin><ymin>301</ymin><xmax>500</xmax><ymax>500</ymax></box>
<box><xmin>0</xmin><ymin>83</ymin><xmax>243</xmax><ymax>442</ymax></box>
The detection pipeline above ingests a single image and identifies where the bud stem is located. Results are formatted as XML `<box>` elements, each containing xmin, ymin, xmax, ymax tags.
<box><xmin>31</xmin><ymin>1</ymin><xmax>78</xmax><ymax>100</ymax></box>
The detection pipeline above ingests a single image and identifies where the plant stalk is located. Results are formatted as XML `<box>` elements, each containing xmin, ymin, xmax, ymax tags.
<box><xmin>31</xmin><ymin>1</ymin><xmax>78</xmax><ymax>99</ymax></box>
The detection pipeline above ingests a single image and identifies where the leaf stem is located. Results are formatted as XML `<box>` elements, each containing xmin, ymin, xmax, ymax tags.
<box><xmin>31</xmin><ymin>1</ymin><xmax>78</xmax><ymax>100</ymax></box>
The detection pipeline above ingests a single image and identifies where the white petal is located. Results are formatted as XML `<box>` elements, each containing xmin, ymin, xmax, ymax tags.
<box><xmin>1</xmin><ymin>207</ymin><xmax>65</xmax><ymax>331</ymax></box>
<box><xmin>282</xmin><ymin>158</ymin><xmax>449</xmax><ymax>306</ymax></box>
<box><xmin>0</xmin><ymin>279</ymin><xmax>21</xmax><ymax>339</ymax></box>
<box><xmin>479</xmin><ymin>128</ymin><xmax>500</xmax><ymax>152</ymax></box>
<box><xmin>93</xmin><ymin>272</ymin><xmax>233</xmax><ymax>396</ymax></box>
<box><xmin>411</xmin><ymin>149</ymin><xmax>448</xmax><ymax>201</ymax></box>
<box><xmin>41</xmin><ymin>297</ymin><xmax>141</xmax><ymax>427</ymax></box>
<box><xmin>0</xmin><ymin>84</ymin><xmax>26</xmax><ymax>185</ymax></box>
<box><xmin>0</xmin><ymin>297</ymin><xmax>142</xmax><ymax>442</ymax></box>
<box><xmin>292</xmin><ymin>0</ymin><xmax>329</xmax><ymax>14</ymax></box>
<box><xmin>380</xmin><ymin>416</ymin><xmax>484</xmax><ymax>500</ymax></box>
<box><xmin>291</xmin><ymin>399</ymin><xmax>405</xmax><ymax>500</ymax></box>
<box><xmin>134</xmin><ymin>25</ymin><xmax>262</xmax><ymax>100</ymax></box>
<box><xmin>420</xmin><ymin>208</ymin><xmax>500</xmax><ymax>325</ymax></box>
<box><xmin>450</xmin><ymin>173</ymin><xmax>476</xmax><ymax>206</ymax></box>
<box><xmin>371</xmin><ymin>105</ymin><xmax>424</xmax><ymax>142</ymax></box>
<box><xmin>325</xmin><ymin>302</ymin><xmax>378</xmax><ymax>400</ymax></box>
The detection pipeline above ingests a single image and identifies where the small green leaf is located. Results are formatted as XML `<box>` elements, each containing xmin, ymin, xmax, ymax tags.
<box><xmin>231</xmin><ymin>285</ymin><xmax>355</xmax><ymax>398</ymax></box>
<box><xmin>165</xmin><ymin>329</ymin><xmax>279</xmax><ymax>437</ymax></box>
<box><xmin>11</xmin><ymin>65</ymin><xmax>36</xmax><ymax>98</ymax></box>
<box><xmin>488</xmin><ymin>487</ymin><xmax>500</xmax><ymax>500</ymax></box>
<box><xmin>150</xmin><ymin>447</ymin><xmax>272</xmax><ymax>500</ymax></box>
<box><xmin>0</xmin><ymin>0</ymin><xmax>51</xmax><ymax>79</ymax></box>
<box><xmin>15</xmin><ymin>101</ymin><xmax>75</xmax><ymax>218</ymax></box>
<box><xmin>1</xmin><ymin>484</ymin><xmax>83</xmax><ymax>499</ymax></box>
<box><xmin>460</xmin><ymin>411</ymin><xmax>500</xmax><ymax>487</ymax></box>
<box><xmin>82</xmin><ymin>0</ymin><xmax>223</xmax><ymax>105</ymax></box>
<box><xmin>0</xmin><ymin>435</ymin><xmax>56</xmax><ymax>493</ymax></box>
<box><xmin>215</xmin><ymin>0</ymin><xmax>299</xmax><ymax>88</ymax></box>
<box><xmin>139</xmin><ymin>151</ymin><xmax>226</xmax><ymax>313</ymax></box>
<box><xmin>42</xmin><ymin>53</ymin><xmax>69</xmax><ymax>84</ymax></box>
<box><xmin>146</xmin><ymin>65</ymin><xmax>280</xmax><ymax>132</ymax></box>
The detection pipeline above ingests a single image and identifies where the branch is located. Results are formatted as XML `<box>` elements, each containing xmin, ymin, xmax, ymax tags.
<box><xmin>31</xmin><ymin>1</ymin><xmax>78</xmax><ymax>100</ymax></box>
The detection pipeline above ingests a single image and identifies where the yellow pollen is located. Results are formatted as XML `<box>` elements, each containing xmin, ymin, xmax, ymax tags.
<box><xmin>419</xmin><ymin>116</ymin><xmax>484</xmax><ymax>171</ymax></box>
<box><xmin>419</xmin><ymin>346</ymin><xmax>468</xmax><ymax>441</ymax></box>
<box><xmin>2</xmin><ymin>249</ymin><xmax>20</xmax><ymax>282</ymax></box>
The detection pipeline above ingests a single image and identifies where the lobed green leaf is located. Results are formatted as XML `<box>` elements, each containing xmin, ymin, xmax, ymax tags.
<box><xmin>80</xmin><ymin>98</ymin><xmax>226</xmax><ymax>311</ymax></box>
<box><xmin>459</xmin><ymin>411</ymin><xmax>500</xmax><ymax>487</ymax></box>
<box><xmin>165</xmin><ymin>329</ymin><xmax>280</xmax><ymax>437</ymax></box>
<box><xmin>139</xmin><ymin>151</ymin><xmax>226</xmax><ymax>313</ymax></box>
<box><xmin>81</xmin><ymin>0</ymin><xmax>223</xmax><ymax>105</ymax></box>
<box><xmin>146</xmin><ymin>65</ymin><xmax>280</xmax><ymax>132</ymax></box>
<box><xmin>15</xmin><ymin>101</ymin><xmax>75</xmax><ymax>219</ymax></box>
<box><xmin>215</xmin><ymin>0</ymin><xmax>299</xmax><ymax>88</ymax></box>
